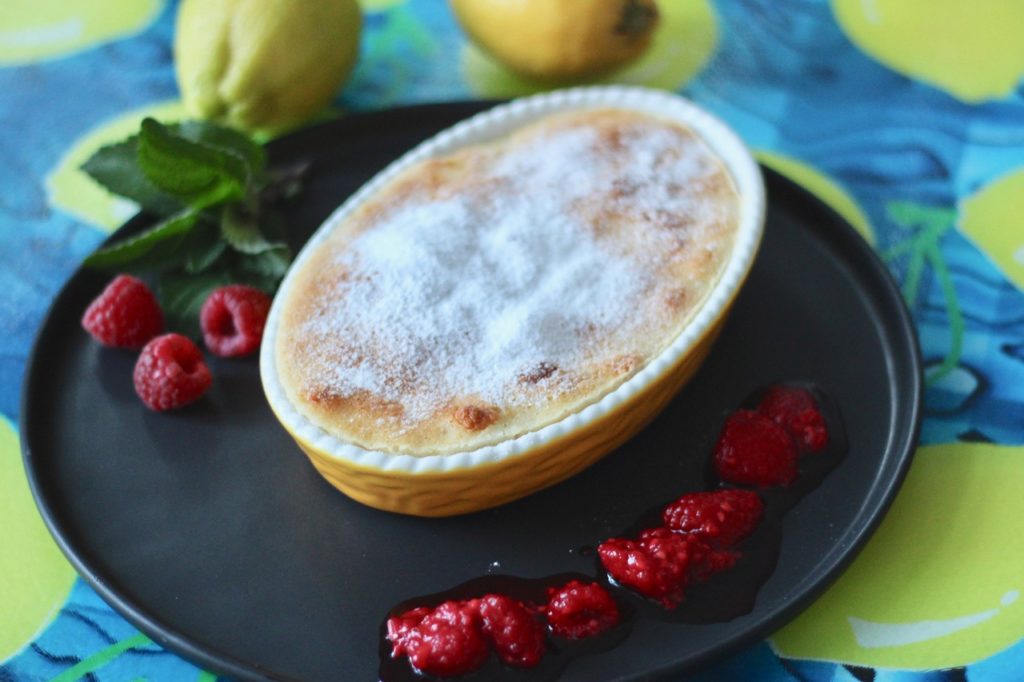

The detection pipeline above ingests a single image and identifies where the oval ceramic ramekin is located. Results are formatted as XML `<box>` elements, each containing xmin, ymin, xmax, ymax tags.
<box><xmin>260</xmin><ymin>86</ymin><xmax>766</xmax><ymax>517</ymax></box>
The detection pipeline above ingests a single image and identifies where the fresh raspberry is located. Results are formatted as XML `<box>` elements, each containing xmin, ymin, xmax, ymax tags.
<box><xmin>81</xmin><ymin>274</ymin><xmax>164</xmax><ymax>348</ymax></box>
<box><xmin>133</xmin><ymin>334</ymin><xmax>212</xmax><ymax>411</ymax></box>
<box><xmin>713</xmin><ymin>410</ymin><xmax>798</xmax><ymax>487</ymax></box>
<box><xmin>477</xmin><ymin>594</ymin><xmax>546</xmax><ymax>667</ymax></box>
<box><xmin>200</xmin><ymin>285</ymin><xmax>272</xmax><ymax>357</ymax></box>
<box><xmin>662</xmin><ymin>489</ymin><xmax>764</xmax><ymax>547</ymax></box>
<box><xmin>758</xmin><ymin>385</ymin><xmax>829</xmax><ymax>452</ymax></box>
<box><xmin>545</xmin><ymin>580</ymin><xmax>620</xmax><ymax>639</ymax></box>
<box><xmin>387</xmin><ymin>601</ymin><xmax>488</xmax><ymax>677</ymax></box>
<box><xmin>598</xmin><ymin>528</ymin><xmax>708</xmax><ymax>609</ymax></box>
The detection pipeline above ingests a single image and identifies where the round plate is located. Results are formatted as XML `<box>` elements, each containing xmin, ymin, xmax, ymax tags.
<box><xmin>22</xmin><ymin>102</ymin><xmax>921</xmax><ymax>682</ymax></box>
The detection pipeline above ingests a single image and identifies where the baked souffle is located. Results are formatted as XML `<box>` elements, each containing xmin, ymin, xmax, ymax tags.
<box><xmin>273</xmin><ymin>108</ymin><xmax>740</xmax><ymax>455</ymax></box>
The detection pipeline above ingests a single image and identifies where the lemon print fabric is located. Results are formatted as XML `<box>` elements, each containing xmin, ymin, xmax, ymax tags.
<box><xmin>959</xmin><ymin>168</ymin><xmax>1024</xmax><ymax>291</ymax></box>
<box><xmin>772</xmin><ymin>442</ymin><xmax>1024</xmax><ymax>669</ymax></box>
<box><xmin>46</xmin><ymin>100</ymin><xmax>187</xmax><ymax>234</ymax></box>
<box><xmin>831</xmin><ymin>0</ymin><xmax>1024</xmax><ymax>103</ymax></box>
<box><xmin>0</xmin><ymin>1</ymin><xmax>162</xmax><ymax>66</ymax></box>
<box><xmin>462</xmin><ymin>0</ymin><xmax>718</xmax><ymax>98</ymax></box>
<box><xmin>0</xmin><ymin>416</ymin><xmax>75</xmax><ymax>662</ymax></box>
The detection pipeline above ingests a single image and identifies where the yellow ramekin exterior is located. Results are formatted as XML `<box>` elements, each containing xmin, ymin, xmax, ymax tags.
<box><xmin>277</xmin><ymin>298</ymin><xmax>734</xmax><ymax>517</ymax></box>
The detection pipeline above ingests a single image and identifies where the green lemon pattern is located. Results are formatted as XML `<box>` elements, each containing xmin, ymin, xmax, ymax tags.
<box><xmin>959</xmin><ymin>168</ymin><xmax>1024</xmax><ymax>291</ymax></box>
<box><xmin>0</xmin><ymin>416</ymin><xmax>75</xmax><ymax>662</ymax></box>
<box><xmin>0</xmin><ymin>0</ymin><xmax>162</xmax><ymax>66</ymax></box>
<box><xmin>773</xmin><ymin>442</ymin><xmax>1024</xmax><ymax>669</ymax></box>
<box><xmin>831</xmin><ymin>0</ymin><xmax>1024</xmax><ymax>103</ymax></box>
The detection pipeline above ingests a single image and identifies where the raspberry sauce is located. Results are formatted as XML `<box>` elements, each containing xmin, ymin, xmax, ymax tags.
<box><xmin>379</xmin><ymin>383</ymin><xmax>845</xmax><ymax>680</ymax></box>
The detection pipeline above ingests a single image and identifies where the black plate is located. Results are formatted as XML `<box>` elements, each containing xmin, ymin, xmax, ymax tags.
<box><xmin>22</xmin><ymin>102</ymin><xmax>921</xmax><ymax>681</ymax></box>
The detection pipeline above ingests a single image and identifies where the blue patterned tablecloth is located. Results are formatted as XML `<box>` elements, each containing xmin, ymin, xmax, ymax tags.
<box><xmin>2</xmin><ymin>1</ymin><xmax>1022</xmax><ymax>680</ymax></box>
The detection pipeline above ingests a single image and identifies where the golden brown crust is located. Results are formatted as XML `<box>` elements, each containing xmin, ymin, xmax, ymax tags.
<box><xmin>274</xmin><ymin>108</ymin><xmax>740</xmax><ymax>455</ymax></box>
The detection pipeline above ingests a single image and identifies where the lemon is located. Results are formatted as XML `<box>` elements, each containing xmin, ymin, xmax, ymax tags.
<box><xmin>461</xmin><ymin>0</ymin><xmax>717</xmax><ymax>98</ymax></box>
<box><xmin>451</xmin><ymin>0</ymin><xmax>659</xmax><ymax>81</ymax></box>
<box><xmin>174</xmin><ymin>0</ymin><xmax>362</xmax><ymax>134</ymax></box>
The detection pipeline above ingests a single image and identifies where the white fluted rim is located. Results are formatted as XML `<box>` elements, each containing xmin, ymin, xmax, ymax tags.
<box><xmin>260</xmin><ymin>86</ymin><xmax>766</xmax><ymax>475</ymax></box>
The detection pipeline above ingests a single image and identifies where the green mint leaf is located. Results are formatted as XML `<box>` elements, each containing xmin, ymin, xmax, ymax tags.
<box><xmin>176</xmin><ymin>120</ymin><xmax>267</xmax><ymax>178</ymax></box>
<box><xmin>159</xmin><ymin>269</ymin><xmax>233</xmax><ymax>338</ymax></box>
<box><xmin>225</xmin><ymin>246</ymin><xmax>292</xmax><ymax>293</ymax></box>
<box><xmin>80</xmin><ymin>138</ymin><xmax>182</xmax><ymax>216</ymax></box>
<box><xmin>83</xmin><ymin>210</ymin><xmax>198</xmax><ymax>272</ymax></box>
<box><xmin>221</xmin><ymin>204</ymin><xmax>282</xmax><ymax>255</ymax></box>
<box><xmin>182</xmin><ymin>222</ymin><xmax>228</xmax><ymax>274</ymax></box>
<box><xmin>137</xmin><ymin>118</ymin><xmax>248</xmax><ymax>210</ymax></box>
<box><xmin>236</xmin><ymin>245</ymin><xmax>291</xmax><ymax>281</ymax></box>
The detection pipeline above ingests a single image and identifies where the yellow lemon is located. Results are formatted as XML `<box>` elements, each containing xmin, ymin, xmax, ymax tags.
<box><xmin>773</xmin><ymin>442</ymin><xmax>1024</xmax><ymax>669</ymax></box>
<box><xmin>451</xmin><ymin>0</ymin><xmax>659</xmax><ymax>81</ymax></box>
<box><xmin>959</xmin><ymin>168</ymin><xmax>1024</xmax><ymax>290</ymax></box>
<box><xmin>832</xmin><ymin>0</ymin><xmax>1024</xmax><ymax>103</ymax></box>
<box><xmin>174</xmin><ymin>0</ymin><xmax>362</xmax><ymax>134</ymax></box>
<box><xmin>461</xmin><ymin>0</ymin><xmax>717</xmax><ymax>98</ymax></box>
<box><xmin>0</xmin><ymin>416</ymin><xmax>75</xmax><ymax>661</ymax></box>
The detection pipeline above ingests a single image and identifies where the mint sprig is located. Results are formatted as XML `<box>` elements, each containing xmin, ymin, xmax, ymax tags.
<box><xmin>81</xmin><ymin>118</ymin><xmax>302</xmax><ymax>338</ymax></box>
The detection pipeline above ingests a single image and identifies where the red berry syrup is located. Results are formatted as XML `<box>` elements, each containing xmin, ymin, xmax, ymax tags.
<box><xmin>378</xmin><ymin>383</ymin><xmax>845</xmax><ymax>680</ymax></box>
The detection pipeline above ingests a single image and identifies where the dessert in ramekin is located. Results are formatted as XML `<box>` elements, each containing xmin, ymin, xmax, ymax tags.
<box><xmin>261</xmin><ymin>87</ymin><xmax>765</xmax><ymax>516</ymax></box>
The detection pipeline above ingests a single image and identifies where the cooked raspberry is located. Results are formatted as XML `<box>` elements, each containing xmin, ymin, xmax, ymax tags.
<box><xmin>598</xmin><ymin>528</ymin><xmax>707</xmax><ymax>609</ymax></box>
<box><xmin>81</xmin><ymin>274</ymin><xmax>164</xmax><ymax>348</ymax></box>
<box><xmin>713</xmin><ymin>410</ymin><xmax>798</xmax><ymax>487</ymax></box>
<box><xmin>385</xmin><ymin>606</ymin><xmax>432</xmax><ymax>657</ymax></box>
<box><xmin>477</xmin><ymin>594</ymin><xmax>545</xmax><ymax>667</ymax></box>
<box><xmin>663</xmin><ymin>489</ymin><xmax>764</xmax><ymax>547</ymax></box>
<box><xmin>691</xmin><ymin>547</ymin><xmax>740</xmax><ymax>582</ymax></box>
<box><xmin>133</xmin><ymin>334</ymin><xmax>212</xmax><ymax>411</ymax></box>
<box><xmin>758</xmin><ymin>385</ymin><xmax>829</xmax><ymax>452</ymax></box>
<box><xmin>200</xmin><ymin>285</ymin><xmax>272</xmax><ymax>357</ymax></box>
<box><xmin>390</xmin><ymin>601</ymin><xmax>488</xmax><ymax>677</ymax></box>
<box><xmin>545</xmin><ymin>580</ymin><xmax>620</xmax><ymax>639</ymax></box>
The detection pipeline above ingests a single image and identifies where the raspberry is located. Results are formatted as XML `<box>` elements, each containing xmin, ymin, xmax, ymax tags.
<box><xmin>477</xmin><ymin>595</ymin><xmax>546</xmax><ymax>667</ymax></box>
<box><xmin>133</xmin><ymin>334</ymin><xmax>212</xmax><ymax>411</ymax></box>
<box><xmin>662</xmin><ymin>489</ymin><xmax>764</xmax><ymax>547</ymax></box>
<box><xmin>81</xmin><ymin>274</ymin><xmax>164</xmax><ymax>349</ymax></box>
<box><xmin>200</xmin><ymin>285</ymin><xmax>272</xmax><ymax>357</ymax></box>
<box><xmin>386</xmin><ymin>606</ymin><xmax>432</xmax><ymax>657</ymax></box>
<box><xmin>691</xmin><ymin>546</ymin><xmax>740</xmax><ymax>582</ymax></box>
<box><xmin>545</xmin><ymin>580</ymin><xmax>620</xmax><ymax>639</ymax></box>
<box><xmin>713</xmin><ymin>410</ymin><xmax>798</xmax><ymax>487</ymax></box>
<box><xmin>387</xmin><ymin>601</ymin><xmax>489</xmax><ymax>677</ymax></box>
<box><xmin>758</xmin><ymin>385</ymin><xmax>829</xmax><ymax>452</ymax></box>
<box><xmin>598</xmin><ymin>528</ymin><xmax>708</xmax><ymax>609</ymax></box>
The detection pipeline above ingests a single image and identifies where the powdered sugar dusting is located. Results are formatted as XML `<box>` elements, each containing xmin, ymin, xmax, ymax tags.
<box><xmin>293</xmin><ymin>112</ymin><xmax>735</xmax><ymax>428</ymax></box>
